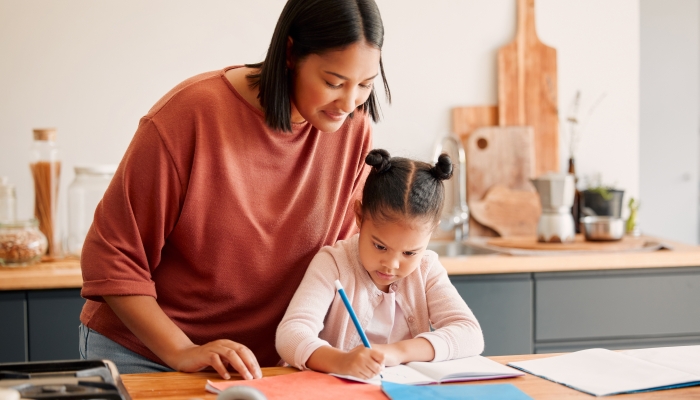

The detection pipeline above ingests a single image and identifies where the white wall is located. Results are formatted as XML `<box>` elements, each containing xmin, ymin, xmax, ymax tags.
<box><xmin>0</xmin><ymin>1</ymin><xmax>640</xmax><ymax>228</ymax></box>
<box><xmin>640</xmin><ymin>0</ymin><xmax>699</xmax><ymax>245</ymax></box>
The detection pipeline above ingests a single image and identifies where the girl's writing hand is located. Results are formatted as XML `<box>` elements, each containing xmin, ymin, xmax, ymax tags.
<box><xmin>170</xmin><ymin>340</ymin><xmax>262</xmax><ymax>380</ymax></box>
<box><xmin>338</xmin><ymin>345</ymin><xmax>385</xmax><ymax>379</ymax></box>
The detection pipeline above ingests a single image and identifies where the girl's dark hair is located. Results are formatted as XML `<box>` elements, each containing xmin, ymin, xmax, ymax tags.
<box><xmin>246</xmin><ymin>0</ymin><xmax>391</xmax><ymax>132</ymax></box>
<box><xmin>362</xmin><ymin>149</ymin><xmax>453</xmax><ymax>225</ymax></box>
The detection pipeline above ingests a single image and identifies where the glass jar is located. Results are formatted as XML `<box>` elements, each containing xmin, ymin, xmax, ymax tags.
<box><xmin>67</xmin><ymin>165</ymin><xmax>117</xmax><ymax>257</ymax></box>
<box><xmin>30</xmin><ymin>128</ymin><xmax>63</xmax><ymax>259</ymax></box>
<box><xmin>0</xmin><ymin>176</ymin><xmax>17</xmax><ymax>223</ymax></box>
<box><xmin>0</xmin><ymin>219</ymin><xmax>48</xmax><ymax>267</ymax></box>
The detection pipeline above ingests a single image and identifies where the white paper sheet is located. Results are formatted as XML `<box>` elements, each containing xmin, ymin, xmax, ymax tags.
<box><xmin>508</xmin><ymin>348</ymin><xmax>700</xmax><ymax>397</ymax></box>
<box><xmin>622</xmin><ymin>345</ymin><xmax>700</xmax><ymax>376</ymax></box>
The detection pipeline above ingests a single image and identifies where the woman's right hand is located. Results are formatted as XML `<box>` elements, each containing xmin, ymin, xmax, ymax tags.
<box><xmin>337</xmin><ymin>345</ymin><xmax>385</xmax><ymax>379</ymax></box>
<box><xmin>171</xmin><ymin>340</ymin><xmax>262</xmax><ymax>380</ymax></box>
<box><xmin>103</xmin><ymin>295</ymin><xmax>262</xmax><ymax>380</ymax></box>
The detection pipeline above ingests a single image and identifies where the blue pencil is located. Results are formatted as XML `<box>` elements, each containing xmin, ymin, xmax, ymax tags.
<box><xmin>334</xmin><ymin>279</ymin><xmax>383</xmax><ymax>378</ymax></box>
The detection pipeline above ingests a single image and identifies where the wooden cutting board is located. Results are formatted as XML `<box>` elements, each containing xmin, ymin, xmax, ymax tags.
<box><xmin>452</xmin><ymin>106</ymin><xmax>499</xmax><ymax>138</ymax></box>
<box><xmin>465</xmin><ymin>126</ymin><xmax>537</xmax><ymax>237</ymax></box>
<box><xmin>498</xmin><ymin>0</ymin><xmax>559</xmax><ymax>176</ymax></box>
<box><xmin>486</xmin><ymin>234</ymin><xmax>648</xmax><ymax>252</ymax></box>
<box><xmin>451</xmin><ymin>105</ymin><xmax>500</xmax><ymax>237</ymax></box>
<box><xmin>470</xmin><ymin>185</ymin><xmax>541</xmax><ymax>237</ymax></box>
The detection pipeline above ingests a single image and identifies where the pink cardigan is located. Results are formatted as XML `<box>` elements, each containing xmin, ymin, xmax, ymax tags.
<box><xmin>276</xmin><ymin>234</ymin><xmax>484</xmax><ymax>370</ymax></box>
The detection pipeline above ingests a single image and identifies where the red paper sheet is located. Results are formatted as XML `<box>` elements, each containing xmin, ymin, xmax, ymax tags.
<box><xmin>207</xmin><ymin>371</ymin><xmax>387</xmax><ymax>400</ymax></box>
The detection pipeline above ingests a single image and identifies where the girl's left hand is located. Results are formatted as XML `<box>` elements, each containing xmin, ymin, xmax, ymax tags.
<box><xmin>371</xmin><ymin>343</ymin><xmax>404</xmax><ymax>367</ymax></box>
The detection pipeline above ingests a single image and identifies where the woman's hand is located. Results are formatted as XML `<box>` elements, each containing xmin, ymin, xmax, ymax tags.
<box><xmin>171</xmin><ymin>340</ymin><xmax>262</xmax><ymax>380</ymax></box>
<box><xmin>103</xmin><ymin>295</ymin><xmax>262</xmax><ymax>380</ymax></box>
<box><xmin>337</xmin><ymin>345</ymin><xmax>385</xmax><ymax>379</ymax></box>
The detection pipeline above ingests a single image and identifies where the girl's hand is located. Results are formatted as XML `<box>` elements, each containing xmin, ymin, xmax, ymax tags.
<box><xmin>337</xmin><ymin>345</ymin><xmax>385</xmax><ymax>379</ymax></box>
<box><xmin>371</xmin><ymin>343</ymin><xmax>404</xmax><ymax>367</ymax></box>
<box><xmin>170</xmin><ymin>340</ymin><xmax>262</xmax><ymax>380</ymax></box>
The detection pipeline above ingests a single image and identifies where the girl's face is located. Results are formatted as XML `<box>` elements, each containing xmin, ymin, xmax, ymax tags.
<box><xmin>354</xmin><ymin>202</ymin><xmax>434</xmax><ymax>292</ymax></box>
<box><xmin>289</xmin><ymin>41</ymin><xmax>381</xmax><ymax>133</ymax></box>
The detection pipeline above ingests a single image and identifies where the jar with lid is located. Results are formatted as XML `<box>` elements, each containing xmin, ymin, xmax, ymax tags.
<box><xmin>0</xmin><ymin>176</ymin><xmax>17</xmax><ymax>223</ymax></box>
<box><xmin>30</xmin><ymin>128</ymin><xmax>63</xmax><ymax>259</ymax></box>
<box><xmin>67</xmin><ymin>165</ymin><xmax>117</xmax><ymax>257</ymax></box>
<box><xmin>0</xmin><ymin>219</ymin><xmax>48</xmax><ymax>267</ymax></box>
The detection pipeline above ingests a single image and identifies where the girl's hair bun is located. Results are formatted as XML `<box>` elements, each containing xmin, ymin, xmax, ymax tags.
<box><xmin>430</xmin><ymin>153</ymin><xmax>453</xmax><ymax>181</ymax></box>
<box><xmin>365</xmin><ymin>149</ymin><xmax>392</xmax><ymax>173</ymax></box>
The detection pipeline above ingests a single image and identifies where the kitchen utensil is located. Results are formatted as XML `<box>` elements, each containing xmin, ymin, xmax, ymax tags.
<box><xmin>451</xmin><ymin>106</ymin><xmax>500</xmax><ymax>237</ymax></box>
<box><xmin>582</xmin><ymin>189</ymin><xmax>625</xmax><ymax>218</ymax></box>
<box><xmin>469</xmin><ymin>185</ymin><xmax>541</xmax><ymax>237</ymax></box>
<box><xmin>483</xmin><ymin>234</ymin><xmax>647</xmax><ymax>252</ymax></box>
<box><xmin>0</xmin><ymin>177</ymin><xmax>16</xmax><ymax>223</ymax></box>
<box><xmin>30</xmin><ymin>128</ymin><xmax>63</xmax><ymax>259</ymax></box>
<box><xmin>0</xmin><ymin>219</ymin><xmax>47</xmax><ymax>267</ymax></box>
<box><xmin>465</xmin><ymin>126</ymin><xmax>537</xmax><ymax>238</ymax></box>
<box><xmin>452</xmin><ymin>106</ymin><xmax>499</xmax><ymax>138</ymax></box>
<box><xmin>67</xmin><ymin>165</ymin><xmax>117</xmax><ymax>257</ymax></box>
<box><xmin>531</xmin><ymin>173</ymin><xmax>575</xmax><ymax>243</ymax></box>
<box><xmin>581</xmin><ymin>216</ymin><xmax>625</xmax><ymax>241</ymax></box>
<box><xmin>498</xmin><ymin>0</ymin><xmax>559</xmax><ymax>176</ymax></box>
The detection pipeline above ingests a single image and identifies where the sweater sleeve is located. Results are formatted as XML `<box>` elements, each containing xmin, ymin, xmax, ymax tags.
<box><xmin>80</xmin><ymin>117</ymin><xmax>183</xmax><ymax>301</ymax></box>
<box><xmin>415</xmin><ymin>257</ymin><xmax>485</xmax><ymax>361</ymax></box>
<box><xmin>275</xmin><ymin>250</ymin><xmax>340</xmax><ymax>370</ymax></box>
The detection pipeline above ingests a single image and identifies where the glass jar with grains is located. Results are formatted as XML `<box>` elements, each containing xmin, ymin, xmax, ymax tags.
<box><xmin>0</xmin><ymin>219</ymin><xmax>48</xmax><ymax>267</ymax></box>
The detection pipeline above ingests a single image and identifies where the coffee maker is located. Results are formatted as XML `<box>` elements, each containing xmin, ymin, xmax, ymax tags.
<box><xmin>531</xmin><ymin>173</ymin><xmax>576</xmax><ymax>243</ymax></box>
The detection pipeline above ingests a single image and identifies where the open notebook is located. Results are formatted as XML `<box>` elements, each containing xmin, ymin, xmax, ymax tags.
<box><xmin>332</xmin><ymin>355</ymin><xmax>524</xmax><ymax>386</ymax></box>
<box><xmin>507</xmin><ymin>346</ymin><xmax>700</xmax><ymax>397</ymax></box>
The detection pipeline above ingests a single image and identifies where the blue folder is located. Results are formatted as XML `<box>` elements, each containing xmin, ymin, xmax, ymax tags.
<box><xmin>381</xmin><ymin>382</ymin><xmax>533</xmax><ymax>400</ymax></box>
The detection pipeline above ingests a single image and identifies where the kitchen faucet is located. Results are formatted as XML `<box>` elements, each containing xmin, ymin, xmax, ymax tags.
<box><xmin>432</xmin><ymin>134</ymin><xmax>469</xmax><ymax>241</ymax></box>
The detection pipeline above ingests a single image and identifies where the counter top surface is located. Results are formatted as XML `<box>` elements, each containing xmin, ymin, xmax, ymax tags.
<box><xmin>1</xmin><ymin>237</ymin><xmax>699</xmax><ymax>290</ymax></box>
<box><xmin>120</xmin><ymin>353</ymin><xmax>700</xmax><ymax>399</ymax></box>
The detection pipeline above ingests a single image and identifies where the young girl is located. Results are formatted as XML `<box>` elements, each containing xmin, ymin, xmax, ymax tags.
<box><xmin>276</xmin><ymin>149</ymin><xmax>484</xmax><ymax>379</ymax></box>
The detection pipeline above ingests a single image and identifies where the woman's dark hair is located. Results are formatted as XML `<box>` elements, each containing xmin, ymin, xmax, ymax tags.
<box><xmin>246</xmin><ymin>0</ymin><xmax>391</xmax><ymax>132</ymax></box>
<box><xmin>361</xmin><ymin>149</ymin><xmax>453</xmax><ymax>225</ymax></box>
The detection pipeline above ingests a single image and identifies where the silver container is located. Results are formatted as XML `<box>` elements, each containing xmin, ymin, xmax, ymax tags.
<box><xmin>581</xmin><ymin>216</ymin><xmax>625</xmax><ymax>241</ymax></box>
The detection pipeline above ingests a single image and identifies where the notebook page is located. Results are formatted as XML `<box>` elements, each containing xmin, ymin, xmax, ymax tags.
<box><xmin>622</xmin><ymin>345</ymin><xmax>700</xmax><ymax>376</ymax></box>
<box><xmin>406</xmin><ymin>355</ymin><xmax>524</xmax><ymax>382</ymax></box>
<box><xmin>508</xmin><ymin>348</ymin><xmax>700</xmax><ymax>397</ymax></box>
<box><xmin>332</xmin><ymin>364</ymin><xmax>435</xmax><ymax>386</ymax></box>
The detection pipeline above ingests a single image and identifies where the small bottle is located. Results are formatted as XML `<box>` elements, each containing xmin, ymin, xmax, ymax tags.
<box><xmin>67</xmin><ymin>165</ymin><xmax>117</xmax><ymax>257</ymax></box>
<box><xmin>30</xmin><ymin>128</ymin><xmax>63</xmax><ymax>259</ymax></box>
<box><xmin>568</xmin><ymin>157</ymin><xmax>582</xmax><ymax>234</ymax></box>
<box><xmin>0</xmin><ymin>177</ymin><xmax>17</xmax><ymax>223</ymax></box>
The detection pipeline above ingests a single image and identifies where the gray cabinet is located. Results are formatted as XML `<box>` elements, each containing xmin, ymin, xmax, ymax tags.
<box><xmin>0</xmin><ymin>289</ymin><xmax>83</xmax><ymax>362</ymax></box>
<box><xmin>450</xmin><ymin>273</ymin><xmax>533</xmax><ymax>356</ymax></box>
<box><xmin>0</xmin><ymin>291</ymin><xmax>27</xmax><ymax>363</ymax></box>
<box><xmin>28</xmin><ymin>289</ymin><xmax>85</xmax><ymax>361</ymax></box>
<box><xmin>533</xmin><ymin>267</ymin><xmax>700</xmax><ymax>353</ymax></box>
<box><xmin>449</xmin><ymin>266</ymin><xmax>700</xmax><ymax>356</ymax></box>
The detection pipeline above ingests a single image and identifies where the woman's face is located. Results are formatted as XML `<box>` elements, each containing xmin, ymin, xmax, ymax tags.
<box><xmin>289</xmin><ymin>41</ymin><xmax>381</xmax><ymax>133</ymax></box>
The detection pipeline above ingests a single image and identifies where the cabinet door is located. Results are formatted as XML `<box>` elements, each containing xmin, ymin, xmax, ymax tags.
<box><xmin>0</xmin><ymin>291</ymin><xmax>27</xmax><ymax>362</ymax></box>
<box><xmin>450</xmin><ymin>274</ymin><xmax>533</xmax><ymax>356</ymax></box>
<box><xmin>27</xmin><ymin>289</ymin><xmax>85</xmax><ymax>361</ymax></box>
<box><xmin>535</xmin><ymin>267</ymin><xmax>700</xmax><ymax>344</ymax></box>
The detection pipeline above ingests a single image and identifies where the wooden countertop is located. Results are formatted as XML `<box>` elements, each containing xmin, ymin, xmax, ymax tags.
<box><xmin>441</xmin><ymin>237</ymin><xmax>700</xmax><ymax>275</ymax></box>
<box><xmin>0</xmin><ymin>257</ymin><xmax>82</xmax><ymax>290</ymax></box>
<box><xmin>1</xmin><ymin>237</ymin><xmax>698</xmax><ymax>290</ymax></box>
<box><xmin>120</xmin><ymin>353</ymin><xmax>700</xmax><ymax>399</ymax></box>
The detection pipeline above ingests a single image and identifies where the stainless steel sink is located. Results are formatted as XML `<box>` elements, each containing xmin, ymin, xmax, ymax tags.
<box><xmin>427</xmin><ymin>240</ymin><xmax>498</xmax><ymax>257</ymax></box>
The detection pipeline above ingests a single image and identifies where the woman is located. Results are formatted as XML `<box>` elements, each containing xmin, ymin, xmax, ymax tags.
<box><xmin>78</xmin><ymin>0</ymin><xmax>390</xmax><ymax>380</ymax></box>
